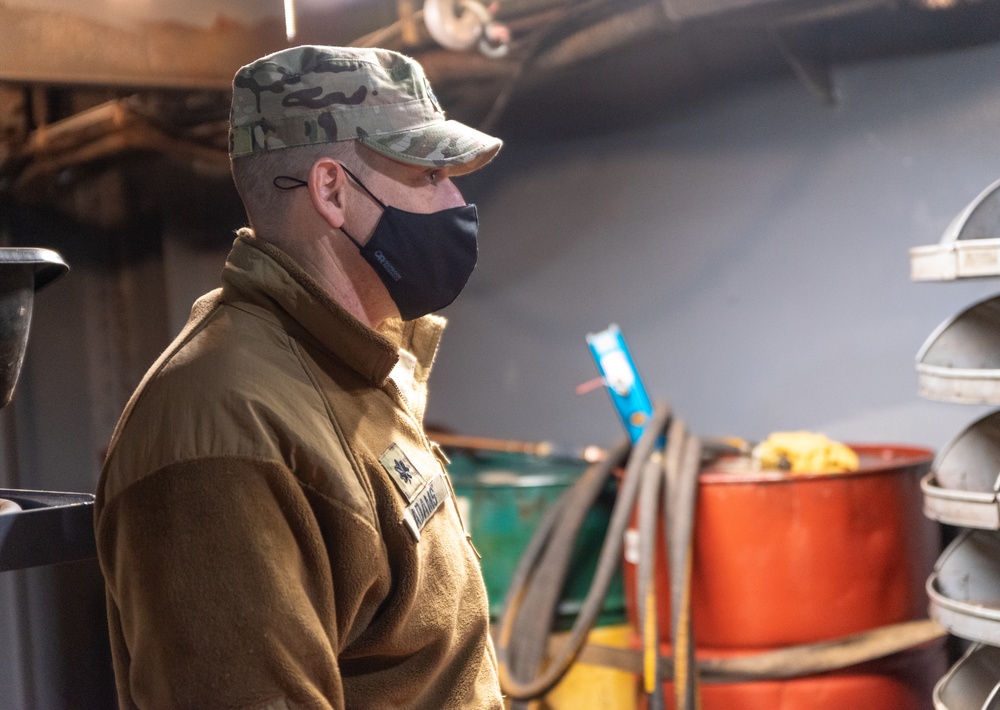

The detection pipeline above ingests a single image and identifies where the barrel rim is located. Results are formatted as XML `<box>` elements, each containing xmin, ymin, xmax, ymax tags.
<box><xmin>699</xmin><ymin>444</ymin><xmax>934</xmax><ymax>486</ymax></box>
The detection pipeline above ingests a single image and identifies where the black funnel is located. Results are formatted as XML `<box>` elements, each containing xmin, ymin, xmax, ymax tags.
<box><xmin>0</xmin><ymin>249</ymin><xmax>68</xmax><ymax>409</ymax></box>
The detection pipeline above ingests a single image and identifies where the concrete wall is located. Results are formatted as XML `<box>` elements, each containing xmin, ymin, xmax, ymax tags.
<box><xmin>429</xmin><ymin>40</ymin><xmax>1000</xmax><ymax>454</ymax></box>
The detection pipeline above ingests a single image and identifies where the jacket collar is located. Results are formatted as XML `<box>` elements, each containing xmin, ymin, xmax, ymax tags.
<box><xmin>220</xmin><ymin>232</ymin><xmax>445</xmax><ymax>386</ymax></box>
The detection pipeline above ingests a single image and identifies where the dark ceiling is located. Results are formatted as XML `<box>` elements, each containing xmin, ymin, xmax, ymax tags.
<box><xmin>434</xmin><ymin>0</ymin><xmax>1000</xmax><ymax>137</ymax></box>
<box><xmin>1</xmin><ymin>0</ymin><xmax>998</xmax><ymax>227</ymax></box>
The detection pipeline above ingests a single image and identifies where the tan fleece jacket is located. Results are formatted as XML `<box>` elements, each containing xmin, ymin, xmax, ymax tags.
<box><xmin>95</xmin><ymin>234</ymin><xmax>502</xmax><ymax>710</ymax></box>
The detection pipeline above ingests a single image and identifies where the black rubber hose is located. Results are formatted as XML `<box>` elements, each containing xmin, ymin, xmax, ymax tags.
<box><xmin>668</xmin><ymin>430</ymin><xmax>703</xmax><ymax>710</ymax></box>
<box><xmin>506</xmin><ymin>436</ymin><xmax>627</xmax><ymax>710</ymax></box>
<box><xmin>497</xmin><ymin>403</ymin><xmax>672</xmax><ymax>701</ymax></box>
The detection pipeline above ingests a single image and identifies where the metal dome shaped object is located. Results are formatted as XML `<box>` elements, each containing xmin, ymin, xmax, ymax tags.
<box><xmin>911</xmin><ymin>177</ymin><xmax>1000</xmax><ymax>281</ymax></box>
<box><xmin>928</xmin><ymin>529</ymin><xmax>1000</xmax><ymax>646</ymax></box>
<box><xmin>932</xmin><ymin>643</ymin><xmax>1000</xmax><ymax>710</ymax></box>
<box><xmin>0</xmin><ymin>248</ymin><xmax>69</xmax><ymax>291</ymax></box>
<box><xmin>0</xmin><ymin>248</ymin><xmax>69</xmax><ymax>409</ymax></box>
<box><xmin>922</xmin><ymin>409</ymin><xmax>1000</xmax><ymax>529</ymax></box>
<box><xmin>915</xmin><ymin>293</ymin><xmax>1000</xmax><ymax>404</ymax></box>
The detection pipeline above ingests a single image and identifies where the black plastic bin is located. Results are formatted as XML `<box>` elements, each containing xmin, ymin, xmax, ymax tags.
<box><xmin>0</xmin><ymin>488</ymin><xmax>96</xmax><ymax>571</ymax></box>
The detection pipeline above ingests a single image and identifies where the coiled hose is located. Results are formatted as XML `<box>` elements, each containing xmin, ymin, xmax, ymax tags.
<box><xmin>495</xmin><ymin>402</ymin><xmax>945</xmax><ymax>708</ymax></box>
<box><xmin>496</xmin><ymin>403</ymin><xmax>674</xmax><ymax>704</ymax></box>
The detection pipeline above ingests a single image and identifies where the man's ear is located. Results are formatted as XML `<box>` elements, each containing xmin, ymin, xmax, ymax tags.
<box><xmin>308</xmin><ymin>157</ymin><xmax>348</xmax><ymax>230</ymax></box>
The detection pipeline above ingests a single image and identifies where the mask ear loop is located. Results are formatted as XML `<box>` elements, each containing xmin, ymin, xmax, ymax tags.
<box><xmin>271</xmin><ymin>173</ymin><xmax>363</xmax><ymax>247</ymax></box>
<box><xmin>335</xmin><ymin>163</ymin><xmax>389</xmax><ymax>249</ymax></box>
<box><xmin>271</xmin><ymin>165</ymin><xmax>385</xmax><ymax>249</ymax></box>
<box><xmin>337</xmin><ymin>163</ymin><xmax>388</xmax><ymax>210</ymax></box>
<box><xmin>273</xmin><ymin>176</ymin><xmax>309</xmax><ymax>190</ymax></box>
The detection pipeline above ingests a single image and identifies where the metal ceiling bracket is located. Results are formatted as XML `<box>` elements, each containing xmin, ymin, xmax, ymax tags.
<box><xmin>423</xmin><ymin>0</ymin><xmax>510</xmax><ymax>57</ymax></box>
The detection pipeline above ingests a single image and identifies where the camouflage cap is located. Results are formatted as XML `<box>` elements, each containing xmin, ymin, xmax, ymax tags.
<box><xmin>230</xmin><ymin>45</ymin><xmax>502</xmax><ymax>175</ymax></box>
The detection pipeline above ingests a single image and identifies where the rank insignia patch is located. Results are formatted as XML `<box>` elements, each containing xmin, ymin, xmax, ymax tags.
<box><xmin>379</xmin><ymin>443</ymin><xmax>428</xmax><ymax>502</ymax></box>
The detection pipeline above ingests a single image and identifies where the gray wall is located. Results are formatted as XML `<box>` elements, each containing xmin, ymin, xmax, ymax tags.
<box><xmin>5</xmin><ymin>36</ymin><xmax>1000</xmax><ymax>708</ymax></box>
<box><xmin>428</xmin><ymin>40</ymin><xmax>1000</xmax><ymax>454</ymax></box>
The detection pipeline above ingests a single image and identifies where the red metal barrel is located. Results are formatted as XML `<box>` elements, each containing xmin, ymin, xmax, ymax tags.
<box><xmin>643</xmin><ymin>641</ymin><xmax>944</xmax><ymax>710</ymax></box>
<box><xmin>622</xmin><ymin>444</ymin><xmax>944</xmax><ymax>709</ymax></box>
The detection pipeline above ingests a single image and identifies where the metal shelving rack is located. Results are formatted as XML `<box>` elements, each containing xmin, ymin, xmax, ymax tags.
<box><xmin>910</xmin><ymin>179</ymin><xmax>1000</xmax><ymax>709</ymax></box>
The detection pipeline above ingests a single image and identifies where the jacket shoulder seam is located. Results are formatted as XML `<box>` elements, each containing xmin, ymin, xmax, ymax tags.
<box><xmin>98</xmin><ymin>455</ymin><xmax>381</xmax><ymax>539</ymax></box>
<box><xmin>102</xmin><ymin>300</ymin><xmax>222</xmax><ymax>461</ymax></box>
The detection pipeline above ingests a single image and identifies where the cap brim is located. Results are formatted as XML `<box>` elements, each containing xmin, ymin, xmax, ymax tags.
<box><xmin>360</xmin><ymin>120</ymin><xmax>502</xmax><ymax>177</ymax></box>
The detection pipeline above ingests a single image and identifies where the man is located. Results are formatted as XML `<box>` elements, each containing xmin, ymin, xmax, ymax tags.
<box><xmin>95</xmin><ymin>45</ymin><xmax>504</xmax><ymax>709</ymax></box>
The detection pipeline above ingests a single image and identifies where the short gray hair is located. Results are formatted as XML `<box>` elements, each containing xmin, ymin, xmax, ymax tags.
<box><xmin>230</xmin><ymin>141</ymin><xmax>371</xmax><ymax>237</ymax></box>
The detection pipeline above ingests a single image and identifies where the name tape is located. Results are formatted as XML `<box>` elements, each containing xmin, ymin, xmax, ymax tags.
<box><xmin>402</xmin><ymin>473</ymin><xmax>449</xmax><ymax>541</ymax></box>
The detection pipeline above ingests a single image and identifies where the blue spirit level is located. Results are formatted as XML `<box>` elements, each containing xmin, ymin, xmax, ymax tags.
<box><xmin>586</xmin><ymin>324</ymin><xmax>655</xmax><ymax>444</ymax></box>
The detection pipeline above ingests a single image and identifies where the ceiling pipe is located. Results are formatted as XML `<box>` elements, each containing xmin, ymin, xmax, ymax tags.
<box><xmin>532</xmin><ymin>3</ymin><xmax>668</xmax><ymax>72</ymax></box>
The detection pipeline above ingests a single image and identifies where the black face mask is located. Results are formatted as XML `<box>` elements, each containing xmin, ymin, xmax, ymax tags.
<box><xmin>274</xmin><ymin>165</ymin><xmax>478</xmax><ymax>321</ymax></box>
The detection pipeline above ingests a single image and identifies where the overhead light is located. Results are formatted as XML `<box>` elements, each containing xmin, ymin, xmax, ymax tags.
<box><xmin>285</xmin><ymin>0</ymin><xmax>297</xmax><ymax>41</ymax></box>
<box><xmin>918</xmin><ymin>0</ymin><xmax>971</xmax><ymax>8</ymax></box>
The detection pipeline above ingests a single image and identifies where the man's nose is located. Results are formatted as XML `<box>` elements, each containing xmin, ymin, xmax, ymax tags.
<box><xmin>441</xmin><ymin>178</ymin><xmax>466</xmax><ymax>208</ymax></box>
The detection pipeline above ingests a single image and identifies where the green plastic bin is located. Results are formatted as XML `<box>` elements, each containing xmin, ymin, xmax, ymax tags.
<box><xmin>445</xmin><ymin>448</ymin><xmax>626</xmax><ymax>629</ymax></box>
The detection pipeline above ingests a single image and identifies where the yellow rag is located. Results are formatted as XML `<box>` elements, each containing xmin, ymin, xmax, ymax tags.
<box><xmin>752</xmin><ymin>431</ymin><xmax>859</xmax><ymax>474</ymax></box>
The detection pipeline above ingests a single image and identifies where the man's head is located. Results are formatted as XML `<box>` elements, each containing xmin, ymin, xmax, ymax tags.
<box><xmin>230</xmin><ymin>46</ymin><xmax>501</xmax><ymax>228</ymax></box>
<box><xmin>228</xmin><ymin>46</ymin><xmax>502</xmax><ymax>326</ymax></box>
